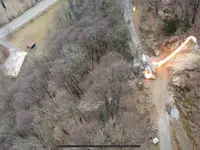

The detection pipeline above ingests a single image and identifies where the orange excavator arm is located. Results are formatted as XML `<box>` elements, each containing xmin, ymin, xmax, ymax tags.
<box><xmin>143</xmin><ymin>36</ymin><xmax>198</xmax><ymax>79</ymax></box>
<box><xmin>154</xmin><ymin>36</ymin><xmax>197</xmax><ymax>68</ymax></box>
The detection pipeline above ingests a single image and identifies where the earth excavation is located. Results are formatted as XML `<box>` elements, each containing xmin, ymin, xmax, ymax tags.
<box><xmin>141</xmin><ymin>36</ymin><xmax>198</xmax><ymax>80</ymax></box>
<box><xmin>1</xmin><ymin>0</ymin><xmax>200</xmax><ymax>150</ymax></box>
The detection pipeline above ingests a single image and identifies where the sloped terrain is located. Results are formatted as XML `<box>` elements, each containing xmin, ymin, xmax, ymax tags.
<box><xmin>170</xmin><ymin>51</ymin><xmax>200</xmax><ymax>150</ymax></box>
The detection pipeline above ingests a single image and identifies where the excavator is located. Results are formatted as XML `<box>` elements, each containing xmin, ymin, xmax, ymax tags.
<box><xmin>142</xmin><ymin>36</ymin><xmax>198</xmax><ymax>79</ymax></box>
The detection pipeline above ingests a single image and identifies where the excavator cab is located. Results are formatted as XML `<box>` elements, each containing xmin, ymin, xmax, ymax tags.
<box><xmin>141</xmin><ymin>54</ymin><xmax>156</xmax><ymax>80</ymax></box>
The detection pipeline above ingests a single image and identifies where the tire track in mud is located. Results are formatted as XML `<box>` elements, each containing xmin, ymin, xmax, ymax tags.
<box><xmin>151</xmin><ymin>67</ymin><xmax>172</xmax><ymax>150</ymax></box>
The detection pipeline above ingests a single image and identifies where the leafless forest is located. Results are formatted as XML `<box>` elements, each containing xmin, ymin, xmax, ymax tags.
<box><xmin>2</xmin><ymin>0</ymin><xmax>200</xmax><ymax>149</ymax></box>
<box><xmin>0</xmin><ymin>0</ymin><xmax>42</xmax><ymax>27</ymax></box>
<box><xmin>0</xmin><ymin>0</ymin><xmax>154</xmax><ymax>149</ymax></box>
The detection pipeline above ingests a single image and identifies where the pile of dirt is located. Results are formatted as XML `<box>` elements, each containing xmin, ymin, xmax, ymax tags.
<box><xmin>170</xmin><ymin>50</ymin><xmax>200</xmax><ymax>149</ymax></box>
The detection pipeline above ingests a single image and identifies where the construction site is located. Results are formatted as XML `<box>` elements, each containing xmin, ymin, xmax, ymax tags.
<box><xmin>0</xmin><ymin>0</ymin><xmax>200</xmax><ymax>150</ymax></box>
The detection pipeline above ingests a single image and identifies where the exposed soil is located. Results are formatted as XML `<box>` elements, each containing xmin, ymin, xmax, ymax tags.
<box><xmin>170</xmin><ymin>51</ymin><xmax>200</xmax><ymax>150</ymax></box>
<box><xmin>1</xmin><ymin>0</ymin><xmax>200</xmax><ymax>149</ymax></box>
<box><xmin>136</xmin><ymin>0</ymin><xmax>200</xmax><ymax>149</ymax></box>
<box><xmin>132</xmin><ymin>0</ymin><xmax>143</xmax><ymax>34</ymax></box>
<box><xmin>132</xmin><ymin>0</ymin><xmax>173</xmax><ymax>149</ymax></box>
<box><xmin>6</xmin><ymin>1</ymin><xmax>63</xmax><ymax>56</ymax></box>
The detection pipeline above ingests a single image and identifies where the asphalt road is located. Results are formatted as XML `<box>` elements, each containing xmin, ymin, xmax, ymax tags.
<box><xmin>0</xmin><ymin>0</ymin><xmax>58</xmax><ymax>39</ymax></box>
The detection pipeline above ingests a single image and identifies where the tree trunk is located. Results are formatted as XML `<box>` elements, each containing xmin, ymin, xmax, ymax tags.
<box><xmin>192</xmin><ymin>0</ymin><xmax>200</xmax><ymax>24</ymax></box>
<box><xmin>0</xmin><ymin>0</ymin><xmax>6</xmax><ymax>10</ymax></box>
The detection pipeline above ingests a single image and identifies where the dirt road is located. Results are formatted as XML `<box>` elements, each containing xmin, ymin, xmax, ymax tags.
<box><xmin>123</xmin><ymin>0</ymin><xmax>172</xmax><ymax>149</ymax></box>
<box><xmin>122</xmin><ymin>0</ymin><xmax>141</xmax><ymax>51</ymax></box>
<box><xmin>151</xmin><ymin>66</ymin><xmax>172</xmax><ymax>150</ymax></box>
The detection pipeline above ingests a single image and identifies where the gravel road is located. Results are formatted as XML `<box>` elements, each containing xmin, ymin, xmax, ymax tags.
<box><xmin>122</xmin><ymin>0</ymin><xmax>172</xmax><ymax>149</ymax></box>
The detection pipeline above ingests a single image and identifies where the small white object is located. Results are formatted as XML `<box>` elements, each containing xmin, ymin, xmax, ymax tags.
<box><xmin>170</xmin><ymin>108</ymin><xmax>179</xmax><ymax>120</ymax></box>
<box><xmin>153</xmin><ymin>137</ymin><xmax>159</xmax><ymax>144</ymax></box>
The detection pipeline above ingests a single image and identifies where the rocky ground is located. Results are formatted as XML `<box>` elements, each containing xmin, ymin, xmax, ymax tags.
<box><xmin>0</xmin><ymin>0</ymin><xmax>158</xmax><ymax>149</ymax></box>
<box><xmin>1</xmin><ymin>0</ymin><xmax>200</xmax><ymax>149</ymax></box>
<box><xmin>170</xmin><ymin>50</ymin><xmax>200</xmax><ymax>150</ymax></box>
<box><xmin>135</xmin><ymin>0</ymin><xmax>200</xmax><ymax>149</ymax></box>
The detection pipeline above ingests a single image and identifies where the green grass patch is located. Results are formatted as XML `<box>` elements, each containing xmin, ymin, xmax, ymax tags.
<box><xmin>163</xmin><ymin>19</ymin><xmax>178</xmax><ymax>35</ymax></box>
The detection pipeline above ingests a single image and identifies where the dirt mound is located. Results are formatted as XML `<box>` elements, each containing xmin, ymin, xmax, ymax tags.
<box><xmin>171</xmin><ymin>52</ymin><xmax>200</xmax><ymax>73</ymax></box>
<box><xmin>170</xmin><ymin>50</ymin><xmax>200</xmax><ymax>149</ymax></box>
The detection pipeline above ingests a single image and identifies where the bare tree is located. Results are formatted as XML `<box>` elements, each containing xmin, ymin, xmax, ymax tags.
<box><xmin>192</xmin><ymin>0</ymin><xmax>200</xmax><ymax>24</ymax></box>
<box><xmin>0</xmin><ymin>0</ymin><xmax>133</xmax><ymax>149</ymax></box>
<box><xmin>15</xmin><ymin>110</ymin><xmax>33</xmax><ymax>134</ymax></box>
<box><xmin>0</xmin><ymin>0</ymin><xmax>6</xmax><ymax>10</ymax></box>
<box><xmin>149</xmin><ymin>0</ymin><xmax>161</xmax><ymax>15</ymax></box>
<box><xmin>10</xmin><ymin>136</ymin><xmax>45</xmax><ymax>150</ymax></box>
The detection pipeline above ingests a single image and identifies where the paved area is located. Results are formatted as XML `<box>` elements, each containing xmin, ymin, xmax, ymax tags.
<box><xmin>0</xmin><ymin>0</ymin><xmax>60</xmax><ymax>77</ymax></box>
<box><xmin>0</xmin><ymin>40</ymin><xmax>27</xmax><ymax>77</ymax></box>
<box><xmin>0</xmin><ymin>0</ymin><xmax>58</xmax><ymax>39</ymax></box>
